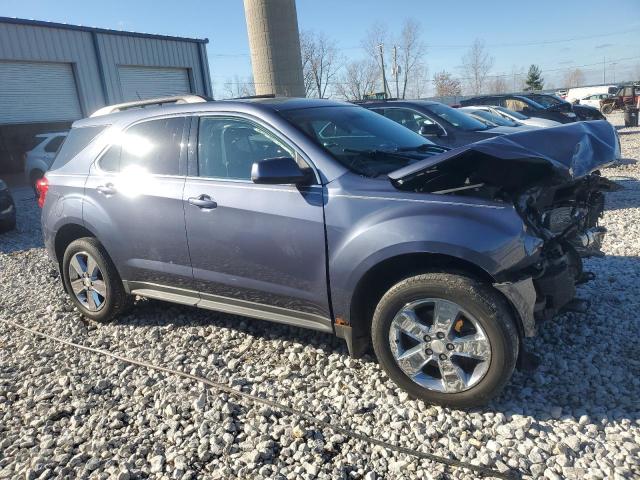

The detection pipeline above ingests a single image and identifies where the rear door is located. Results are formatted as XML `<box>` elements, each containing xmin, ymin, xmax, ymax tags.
<box><xmin>182</xmin><ymin>114</ymin><xmax>331</xmax><ymax>331</ymax></box>
<box><xmin>83</xmin><ymin>116</ymin><xmax>193</xmax><ymax>289</ymax></box>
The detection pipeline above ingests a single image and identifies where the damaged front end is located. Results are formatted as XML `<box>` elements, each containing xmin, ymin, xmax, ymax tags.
<box><xmin>389</xmin><ymin>120</ymin><xmax>622</xmax><ymax>334</ymax></box>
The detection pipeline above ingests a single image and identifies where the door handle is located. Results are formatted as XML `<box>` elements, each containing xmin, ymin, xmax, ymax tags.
<box><xmin>96</xmin><ymin>183</ymin><xmax>116</xmax><ymax>195</ymax></box>
<box><xmin>188</xmin><ymin>194</ymin><xmax>217</xmax><ymax>209</ymax></box>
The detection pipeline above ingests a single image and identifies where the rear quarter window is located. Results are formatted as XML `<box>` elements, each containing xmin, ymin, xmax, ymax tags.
<box><xmin>50</xmin><ymin>126</ymin><xmax>107</xmax><ymax>170</ymax></box>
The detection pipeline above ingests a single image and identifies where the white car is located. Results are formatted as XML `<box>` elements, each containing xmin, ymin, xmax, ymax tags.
<box><xmin>459</xmin><ymin>107</ymin><xmax>539</xmax><ymax>132</ymax></box>
<box><xmin>24</xmin><ymin>132</ymin><xmax>67</xmax><ymax>191</ymax></box>
<box><xmin>578</xmin><ymin>93</ymin><xmax>611</xmax><ymax>110</ymax></box>
<box><xmin>463</xmin><ymin>105</ymin><xmax>561</xmax><ymax>129</ymax></box>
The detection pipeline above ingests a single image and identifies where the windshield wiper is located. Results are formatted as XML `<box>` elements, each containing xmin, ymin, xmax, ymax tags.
<box><xmin>396</xmin><ymin>143</ymin><xmax>448</xmax><ymax>154</ymax></box>
<box><xmin>343</xmin><ymin>147</ymin><xmax>426</xmax><ymax>160</ymax></box>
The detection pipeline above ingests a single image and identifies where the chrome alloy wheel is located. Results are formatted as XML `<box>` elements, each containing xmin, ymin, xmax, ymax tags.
<box><xmin>389</xmin><ymin>298</ymin><xmax>491</xmax><ymax>393</ymax></box>
<box><xmin>68</xmin><ymin>251</ymin><xmax>106</xmax><ymax>312</ymax></box>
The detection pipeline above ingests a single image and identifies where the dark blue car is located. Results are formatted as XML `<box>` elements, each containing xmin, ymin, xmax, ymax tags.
<box><xmin>39</xmin><ymin>95</ymin><xmax>619</xmax><ymax>407</ymax></box>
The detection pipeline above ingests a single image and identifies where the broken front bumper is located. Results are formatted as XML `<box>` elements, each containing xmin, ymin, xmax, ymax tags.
<box><xmin>494</xmin><ymin>278</ymin><xmax>538</xmax><ymax>337</ymax></box>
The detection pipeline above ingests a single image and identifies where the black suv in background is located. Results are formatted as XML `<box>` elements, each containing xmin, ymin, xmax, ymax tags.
<box><xmin>522</xmin><ymin>93</ymin><xmax>605</xmax><ymax>121</ymax></box>
<box><xmin>461</xmin><ymin>94</ymin><xmax>578</xmax><ymax>124</ymax></box>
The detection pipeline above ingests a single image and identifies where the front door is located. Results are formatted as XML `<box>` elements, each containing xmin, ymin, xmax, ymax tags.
<box><xmin>182</xmin><ymin>115</ymin><xmax>331</xmax><ymax>331</ymax></box>
<box><xmin>83</xmin><ymin>116</ymin><xmax>193</xmax><ymax>290</ymax></box>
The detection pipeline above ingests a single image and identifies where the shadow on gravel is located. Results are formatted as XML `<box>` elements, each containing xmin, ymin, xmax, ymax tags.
<box><xmin>605</xmin><ymin>177</ymin><xmax>640</xmax><ymax>211</ymax></box>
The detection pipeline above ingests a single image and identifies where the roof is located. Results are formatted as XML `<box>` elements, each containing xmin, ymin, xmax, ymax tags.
<box><xmin>74</xmin><ymin>97</ymin><xmax>354</xmax><ymax>128</ymax></box>
<box><xmin>0</xmin><ymin>16</ymin><xmax>208</xmax><ymax>44</ymax></box>
<box><xmin>355</xmin><ymin>99</ymin><xmax>441</xmax><ymax>108</ymax></box>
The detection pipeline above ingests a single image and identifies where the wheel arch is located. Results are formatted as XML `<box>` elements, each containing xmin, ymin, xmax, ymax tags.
<box><xmin>54</xmin><ymin>223</ymin><xmax>97</xmax><ymax>271</ymax></box>
<box><xmin>344</xmin><ymin>252</ymin><xmax>524</xmax><ymax>357</ymax></box>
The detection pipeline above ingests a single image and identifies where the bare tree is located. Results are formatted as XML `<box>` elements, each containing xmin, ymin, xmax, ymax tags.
<box><xmin>396</xmin><ymin>19</ymin><xmax>426</xmax><ymax>98</ymax></box>
<box><xmin>300</xmin><ymin>30</ymin><xmax>341</xmax><ymax>98</ymax></box>
<box><xmin>488</xmin><ymin>76</ymin><xmax>509</xmax><ymax>94</ymax></box>
<box><xmin>461</xmin><ymin>39</ymin><xmax>494</xmax><ymax>95</ymax></box>
<box><xmin>563</xmin><ymin>68</ymin><xmax>585</xmax><ymax>88</ymax></box>
<box><xmin>361</xmin><ymin>22</ymin><xmax>390</xmax><ymax>95</ymax></box>
<box><xmin>433</xmin><ymin>70</ymin><xmax>462</xmax><ymax>97</ymax></box>
<box><xmin>404</xmin><ymin>65</ymin><xmax>429</xmax><ymax>99</ymax></box>
<box><xmin>222</xmin><ymin>75</ymin><xmax>255</xmax><ymax>99</ymax></box>
<box><xmin>335</xmin><ymin>59</ymin><xmax>379</xmax><ymax>101</ymax></box>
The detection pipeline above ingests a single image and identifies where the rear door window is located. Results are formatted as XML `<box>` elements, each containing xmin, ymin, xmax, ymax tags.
<box><xmin>44</xmin><ymin>136</ymin><xmax>65</xmax><ymax>153</ymax></box>
<box><xmin>99</xmin><ymin>117</ymin><xmax>186</xmax><ymax>175</ymax></box>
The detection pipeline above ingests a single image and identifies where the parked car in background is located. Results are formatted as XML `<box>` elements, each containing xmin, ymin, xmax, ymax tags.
<box><xmin>460</xmin><ymin>95</ymin><xmax>578</xmax><ymax>124</ymax></box>
<box><xmin>358</xmin><ymin>100</ymin><xmax>510</xmax><ymax>148</ymax></box>
<box><xmin>25</xmin><ymin>131</ymin><xmax>67</xmax><ymax>193</ymax></box>
<box><xmin>565</xmin><ymin>85</ymin><xmax>619</xmax><ymax>104</ymax></box>
<box><xmin>601</xmin><ymin>84</ymin><xmax>639</xmax><ymax>114</ymax></box>
<box><xmin>521</xmin><ymin>93</ymin><xmax>606</xmax><ymax>121</ymax></box>
<box><xmin>458</xmin><ymin>106</ymin><xmax>538</xmax><ymax>130</ymax></box>
<box><xmin>463</xmin><ymin>105</ymin><xmax>561</xmax><ymax>128</ymax></box>
<box><xmin>40</xmin><ymin>95</ymin><xmax>621</xmax><ymax>407</ymax></box>
<box><xmin>0</xmin><ymin>179</ymin><xmax>16</xmax><ymax>232</ymax></box>
<box><xmin>578</xmin><ymin>93</ymin><xmax>613</xmax><ymax>110</ymax></box>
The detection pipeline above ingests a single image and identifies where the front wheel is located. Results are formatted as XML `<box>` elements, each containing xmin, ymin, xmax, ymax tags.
<box><xmin>371</xmin><ymin>273</ymin><xmax>519</xmax><ymax>408</ymax></box>
<box><xmin>62</xmin><ymin>237</ymin><xmax>132</xmax><ymax>322</ymax></box>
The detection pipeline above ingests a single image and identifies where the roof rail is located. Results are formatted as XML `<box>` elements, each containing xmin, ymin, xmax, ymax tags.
<box><xmin>90</xmin><ymin>95</ymin><xmax>208</xmax><ymax>117</ymax></box>
<box><xmin>232</xmin><ymin>93</ymin><xmax>277</xmax><ymax>100</ymax></box>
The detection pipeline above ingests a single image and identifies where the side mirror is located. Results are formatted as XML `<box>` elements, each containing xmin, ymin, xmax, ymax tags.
<box><xmin>419</xmin><ymin>122</ymin><xmax>445</xmax><ymax>137</ymax></box>
<box><xmin>251</xmin><ymin>157</ymin><xmax>311</xmax><ymax>185</ymax></box>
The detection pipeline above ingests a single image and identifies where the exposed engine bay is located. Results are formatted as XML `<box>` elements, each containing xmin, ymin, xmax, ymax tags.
<box><xmin>388</xmin><ymin>120</ymin><xmax>623</xmax><ymax>323</ymax></box>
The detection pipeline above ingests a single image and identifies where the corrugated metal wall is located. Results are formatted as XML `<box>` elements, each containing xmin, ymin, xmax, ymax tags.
<box><xmin>95</xmin><ymin>34</ymin><xmax>210</xmax><ymax>104</ymax></box>
<box><xmin>0</xmin><ymin>19</ymin><xmax>212</xmax><ymax>117</ymax></box>
<box><xmin>0</xmin><ymin>22</ymin><xmax>105</xmax><ymax>116</ymax></box>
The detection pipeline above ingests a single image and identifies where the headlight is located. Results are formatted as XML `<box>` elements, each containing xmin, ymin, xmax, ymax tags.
<box><xmin>0</xmin><ymin>180</ymin><xmax>7</xmax><ymax>191</ymax></box>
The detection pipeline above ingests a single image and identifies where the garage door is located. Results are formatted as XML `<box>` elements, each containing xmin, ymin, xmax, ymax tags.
<box><xmin>0</xmin><ymin>61</ymin><xmax>83</xmax><ymax>124</ymax></box>
<box><xmin>118</xmin><ymin>66</ymin><xmax>191</xmax><ymax>101</ymax></box>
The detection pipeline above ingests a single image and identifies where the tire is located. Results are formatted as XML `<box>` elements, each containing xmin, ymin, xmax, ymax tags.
<box><xmin>0</xmin><ymin>217</ymin><xmax>16</xmax><ymax>233</ymax></box>
<box><xmin>601</xmin><ymin>104</ymin><xmax>614</xmax><ymax>115</ymax></box>
<box><xmin>62</xmin><ymin>237</ymin><xmax>132</xmax><ymax>322</ymax></box>
<box><xmin>371</xmin><ymin>273</ymin><xmax>519</xmax><ymax>408</ymax></box>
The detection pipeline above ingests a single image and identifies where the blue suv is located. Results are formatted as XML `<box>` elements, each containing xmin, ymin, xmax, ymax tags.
<box><xmin>39</xmin><ymin>95</ymin><xmax>620</xmax><ymax>407</ymax></box>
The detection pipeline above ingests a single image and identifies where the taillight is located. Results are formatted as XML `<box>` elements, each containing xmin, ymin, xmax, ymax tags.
<box><xmin>36</xmin><ymin>177</ymin><xmax>49</xmax><ymax>208</ymax></box>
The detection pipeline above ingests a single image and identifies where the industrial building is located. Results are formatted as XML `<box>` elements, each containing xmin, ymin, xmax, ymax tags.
<box><xmin>0</xmin><ymin>17</ymin><xmax>212</xmax><ymax>175</ymax></box>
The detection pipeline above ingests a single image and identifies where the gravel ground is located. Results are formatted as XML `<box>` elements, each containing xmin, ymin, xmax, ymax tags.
<box><xmin>1</xmin><ymin>114</ymin><xmax>639</xmax><ymax>480</ymax></box>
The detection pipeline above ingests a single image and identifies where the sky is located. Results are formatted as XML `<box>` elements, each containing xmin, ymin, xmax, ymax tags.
<box><xmin>2</xmin><ymin>0</ymin><xmax>640</xmax><ymax>97</ymax></box>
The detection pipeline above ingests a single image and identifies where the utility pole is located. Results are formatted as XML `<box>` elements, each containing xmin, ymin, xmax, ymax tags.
<box><xmin>392</xmin><ymin>45</ymin><xmax>400</xmax><ymax>99</ymax></box>
<box><xmin>378</xmin><ymin>43</ymin><xmax>388</xmax><ymax>99</ymax></box>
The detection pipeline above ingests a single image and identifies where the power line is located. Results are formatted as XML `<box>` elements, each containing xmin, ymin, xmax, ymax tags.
<box><xmin>207</xmin><ymin>27</ymin><xmax>640</xmax><ymax>58</ymax></box>
<box><xmin>217</xmin><ymin>54</ymin><xmax>640</xmax><ymax>86</ymax></box>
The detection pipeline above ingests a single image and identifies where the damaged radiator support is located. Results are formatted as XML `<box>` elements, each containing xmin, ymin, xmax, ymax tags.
<box><xmin>0</xmin><ymin>318</ymin><xmax>519</xmax><ymax>480</ymax></box>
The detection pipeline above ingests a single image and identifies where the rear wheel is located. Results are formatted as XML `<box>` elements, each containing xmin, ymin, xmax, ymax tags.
<box><xmin>371</xmin><ymin>273</ymin><xmax>519</xmax><ymax>408</ymax></box>
<box><xmin>62</xmin><ymin>237</ymin><xmax>131</xmax><ymax>322</ymax></box>
<box><xmin>601</xmin><ymin>104</ymin><xmax>614</xmax><ymax>114</ymax></box>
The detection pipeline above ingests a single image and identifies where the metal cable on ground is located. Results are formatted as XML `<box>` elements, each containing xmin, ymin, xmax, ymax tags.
<box><xmin>0</xmin><ymin>318</ymin><xmax>519</xmax><ymax>480</ymax></box>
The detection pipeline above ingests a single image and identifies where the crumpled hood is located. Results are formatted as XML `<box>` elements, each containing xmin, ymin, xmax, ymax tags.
<box><xmin>389</xmin><ymin>120</ymin><xmax>620</xmax><ymax>191</ymax></box>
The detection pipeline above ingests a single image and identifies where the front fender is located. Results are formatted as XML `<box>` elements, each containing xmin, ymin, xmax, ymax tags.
<box><xmin>325</xmin><ymin>179</ymin><xmax>533</xmax><ymax>325</ymax></box>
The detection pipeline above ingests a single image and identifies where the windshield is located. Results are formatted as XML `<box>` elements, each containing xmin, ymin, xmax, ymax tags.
<box><xmin>280</xmin><ymin>105</ymin><xmax>444</xmax><ymax>177</ymax></box>
<box><xmin>494</xmin><ymin>106</ymin><xmax>528</xmax><ymax>120</ymax></box>
<box><xmin>423</xmin><ymin>103</ymin><xmax>489</xmax><ymax>131</ymax></box>
<box><xmin>466</xmin><ymin>109</ymin><xmax>519</xmax><ymax>127</ymax></box>
<box><xmin>525</xmin><ymin>94</ymin><xmax>564</xmax><ymax>108</ymax></box>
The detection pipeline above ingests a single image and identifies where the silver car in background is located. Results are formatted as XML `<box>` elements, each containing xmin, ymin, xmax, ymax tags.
<box><xmin>25</xmin><ymin>131</ymin><xmax>67</xmax><ymax>192</ymax></box>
